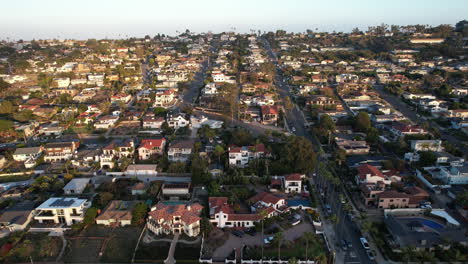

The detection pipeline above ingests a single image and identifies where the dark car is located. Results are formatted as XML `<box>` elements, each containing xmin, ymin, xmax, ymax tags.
<box><xmin>231</xmin><ymin>230</ymin><xmax>244</xmax><ymax>238</ymax></box>
<box><xmin>245</xmin><ymin>228</ymin><xmax>257</xmax><ymax>236</ymax></box>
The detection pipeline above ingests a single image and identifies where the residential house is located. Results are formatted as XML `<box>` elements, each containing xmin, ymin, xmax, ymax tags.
<box><xmin>167</xmin><ymin>112</ymin><xmax>189</xmax><ymax>130</ymax></box>
<box><xmin>260</xmin><ymin>105</ymin><xmax>279</xmax><ymax>125</ymax></box>
<box><xmin>168</xmin><ymin>140</ymin><xmax>195</xmax><ymax>163</ymax></box>
<box><xmin>142</xmin><ymin>116</ymin><xmax>164</xmax><ymax>130</ymax></box>
<box><xmin>138</xmin><ymin>139</ymin><xmax>166</xmax><ymax>160</ymax></box>
<box><xmin>13</xmin><ymin>147</ymin><xmax>43</xmax><ymax>162</ymax></box>
<box><xmin>284</xmin><ymin>173</ymin><xmax>304</xmax><ymax>193</ymax></box>
<box><xmin>34</xmin><ymin>197</ymin><xmax>91</xmax><ymax>225</ymax></box>
<box><xmin>410</xmin><ymin>140</ymin><xmax>443</xmax><ymax>152</ymax></box>
<box><xmin>131</xmin><ymin>182</ymin><xmax>147</xmax><ymax>195</ymax></box>
<box><xmin>94</xmin><ymin>115</ymin><xmax>119</xmax><ymax>130</ymax></box>
<box><xmin>147</xmin><ymin>202</ymin><xmax>203</xmax><ymax>237</ymax></box>
<box><xmin>249</xmin><ymin>192</ymin><xmax>288</xmax><ymax>215</ymax></box>
<box><xmin>96</xmin><ymin>200</ymin><xmax>143</xmax><ymax>227</ymax></box>
<box><xmin>154</xmin><ymin>89</ymin><xmax>177</xmax><ymax>107</ymax></box>
<box><xmin>390</xmin><ymin>124</ymin><xmax>428</xmax><ymax>137</ymax></box>
<box><xmin>228</xmin><ymin>144</ymin><xmax>266</xmax><ymax>168</ymax></box>
<box><xmin>44</xmin><ymin>141</ymin><xmax>79</xmax><ymax>162</ymax></box>
<box><xmin>208</xmin><ymin>197</ymin><xmax>261</xmax><ymax>228</ymax></box>
<box><xmin>335</xmin><ymin>137</ymin><xmax>370</xmax><ymax>155</ymax></box>
<box><xmin>356</xmin><ymin>164</ymin><xmax>392</xmax><ymax>185</ymax></box>
<box><xmin>0</xmin><ymin>201</ymin><xmax>35</xmax><ymax>232</ymax></box>
<box><xmin>63</xmin><ymin>178</ymin><xmax>90</xmax><ymax>195</ymax></box>
<box><xmin>161</xmin><ymin>183</ymin><xmax>190</xmax><ymax>200</ymax></box>
<box><xmin>125</xmin><ymin>164</ymin><xmax>158</xmax><ymax>177</ymax></box>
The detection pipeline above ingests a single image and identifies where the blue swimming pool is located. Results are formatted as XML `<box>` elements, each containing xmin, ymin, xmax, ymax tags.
<box><xmin>406</xmin><ymin>218</ymin><xmax>444</xmax><ymax>230</ymax></box>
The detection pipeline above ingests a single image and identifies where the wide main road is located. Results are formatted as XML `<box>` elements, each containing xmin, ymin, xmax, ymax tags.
<box><xmin>262</xmin><ymin>37</ymin><xmax>375</xmax><ymax>264</ymax></box>
<box><xmin>261</xmin><ymin>37</ymin><xmax>319</xmax><ymax>149</ymax></box>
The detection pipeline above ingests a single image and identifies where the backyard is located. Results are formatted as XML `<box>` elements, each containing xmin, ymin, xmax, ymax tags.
<box><xmin>63</xmin><ymin>225</ymin><xmax>143</xmax><ymax>263</ymax></box>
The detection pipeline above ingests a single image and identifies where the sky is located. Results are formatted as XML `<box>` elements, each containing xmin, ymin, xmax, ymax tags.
<box><xmin>1</xmin><ymin>0</ymin><xmax>467</xmax><ymax>40</ymax></box>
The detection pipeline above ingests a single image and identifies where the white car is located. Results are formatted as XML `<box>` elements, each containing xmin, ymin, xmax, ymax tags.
<box><xmin>264</xmin><ymin>236</ymin><xmax>274</xmax><ymax>244</ymax></box>
<box><xmin>291</xmin><ymin>127</ymin><xmax>296</xmax><ymax>132</ymax></box>
<box><xmin>360</xmin><ymin>237</ymin><xmax>370</xmax><ymax>250</ymax></box>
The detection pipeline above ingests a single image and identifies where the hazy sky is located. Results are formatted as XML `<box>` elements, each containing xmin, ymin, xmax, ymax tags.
<box><xmin>1</xmin><ymin>0</ymin><xmax>467</xmax><ymax>40</ymax></box>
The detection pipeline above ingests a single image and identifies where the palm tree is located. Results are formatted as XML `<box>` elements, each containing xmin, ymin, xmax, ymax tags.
<box><xmin>400</xmin><ymin>246</ymin><xmax>415</xmax><ymax>263</ymax></box>
<box><xmin>259</xmin><ymin>209</ymin><xmax>268</xmax><ymax>263</ymax></box>
<box><xmin>274</xmin><ymin>231</ymin><xmax>283</xmax><ymax>261</ymax></box>
<box><xmin>314</xmin><ymin>252</ymin><xmax>327</xmax><ymax>264</ymax></box>
<box><xmin>303</xmin><ymin>232</ymin><xmax>315</xmax><ymax>262</ymax></box>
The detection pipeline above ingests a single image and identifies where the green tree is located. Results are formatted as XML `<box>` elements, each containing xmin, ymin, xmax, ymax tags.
<box><xmin>354</xmin><ymin>112</ymin><xmax>371</xmax><ymax>132</ymax></box>
<box><xmin>455</xmin><ymin>191</ymin><xmax>468</xmax><ymax>207</ymax></box>
<box><xmin>83</xmin><ymin>207</ymin><xmax>98</xmax><ymax>225</ymax></box>
<box><xmin>213</xmin><ymin>145</ymin><xmax>225</xmax><ymax>164</ymax></box>
<box><xmin>98</xmin><ymin>192</ymin><xmax>114</xmax><ymax>207</ymax></box>
<box><xmin>13</xmin><ymin>110</ymin><xmax>35</xmax><ymax>122</ymax></box>
<box><xmin>0</xmin><ymin>119</ymin><xmax>13</xmax><ymax>131</ymax></box>
<box><xmin>191</xmin><ymin>154</ymin><xmax>209</xmax><ymax>184</ymax></box>
<box><xmin>168</xmin><ymin>162</ymin><xmax>186</xmax><ymax>173</ymax></box>
<box><xmin>0</xmin><ymin>100</ymin><xmax>16</xmax><ymax>114</ymax></box>
<box><xmin>283</xmin><ymin>136</ymin><xmax>317</xmax><ymax>173</ymax></box>
<box><xmin>0</xmin><ymin>78</ymin><xmax>11</xmax><ymax>92</ymax></box>
<box><xmin>131</xmin><ymin>202</ymin><xmax>148</xmax><ymax>225</ymax></box>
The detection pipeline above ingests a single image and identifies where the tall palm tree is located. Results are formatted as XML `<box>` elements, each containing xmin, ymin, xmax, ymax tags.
<box><xmin>314</xmin><ymin>252</ymin><xmax>327</xmax><ymax>264</ymax></box>
<box><xmin>274</xmin><ymin>231</ymin><xmax>283</xmax><ymax>261</ymax></box>
<box><xmin>400</xmin><ymin>246</ymin><xmax>415</xmax><ymax>264</ymax></box>
<box><xmin>303</xmin><ymin>232</ymin><xmax>315</xmax><ymax>261</ymax></box>
<box><xmin>259</xmin><ymin>210</ymin><xmax>268</xmax><ymax>263</ymax></box>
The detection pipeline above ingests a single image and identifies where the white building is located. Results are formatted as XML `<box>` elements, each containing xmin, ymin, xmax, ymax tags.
<box><xmin>147</xmin><ymin>202</ymin><xmax>203</xmax><ymax>237</ymax></box>
<box><xmin>63</xmin><ymin>178</ymin><xmax>90</xmax><ymax>195</ymax></box>
<box><xmin>410</xmin><ymin>140</ymin><xmax>443</xmax><ymax>152</ymax></box>
<box><xmin>228</xmin><ymin>144</ymin><xmax>266</xmax><ymax>168</ymax></box>
<box><xmin>438</xmin><ymin>165</ymin><xmax>468</xmax><ymax>185</ymax></box>
<box><xmin>34</xmin><ymin>197</ymin><xmax>91</xmax><ymax>225</ymax></box>
<box><xmin>13</xmin><ymin>147</ymin><xmax>42</xmax><ymax>162</ymax></box>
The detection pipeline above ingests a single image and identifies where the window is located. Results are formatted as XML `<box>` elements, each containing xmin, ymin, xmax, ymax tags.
<box><xmin>223</xmin><ymin>215</ymin><xmax>227</xmax><ymax>218</ymax></box>
<box><xmin>389</xmin><ymin>199</ymin><xmax>394</xmax><ymax>202</ymax></box>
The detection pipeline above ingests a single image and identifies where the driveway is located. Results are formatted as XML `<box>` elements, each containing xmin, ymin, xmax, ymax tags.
<box><xmin>212</xmin><ymin>222</ymin><xmax>315</xmax><ymax>259</ymax></box>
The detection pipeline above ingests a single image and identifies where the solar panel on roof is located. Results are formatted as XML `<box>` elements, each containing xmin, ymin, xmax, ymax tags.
<box><xmin>50</xmin><ymin>199</ymin><xmax>75</xmax><ymax>207</ymax></box>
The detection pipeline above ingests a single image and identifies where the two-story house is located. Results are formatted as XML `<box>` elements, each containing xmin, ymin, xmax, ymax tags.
<box><xmin>168</xmin><ymin>140</ymin><xmax>195</xmax><ymax>163</ymax></box>
<box><xmin>147</xmin><ymin>202</ymin><xmax>203</xmax><ymax>237</ymax></box>
<box><xmin>44</xmin><ymin>141</ymin><xmax>79</xmax><ymax>162</ymax></box>
<box><xmin>228</xmin><ymin>144</ymin><xmax>266</xmax><ymax>168</ymax></box>
<box><xmin>34</xmin><ymin>197</ymin><xmax>91</xmax><ymax>225</ymax></box>
<box><xmin>138</xmin><ymin>139</ymin><xmax>166</xmax><ymax>160</ymax></box>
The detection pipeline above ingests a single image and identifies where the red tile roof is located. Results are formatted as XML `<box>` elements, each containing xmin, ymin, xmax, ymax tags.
<box><xmin>209</xmin><ymin>197</ymin><xmax>233</xmax><ymax>215</ymax></box>
<box><xmin>261</xmin><ymin>105</ymin><xmax>279</xmax><ymax>115</ymax></box>
<box><xmin>285</xmin><ymin>173</ymin><xmax>303</xmax><ymax>181</ymax></box>
<box><xmin>357</xmin><ymin>164</ymin><xmax>384</xmax><ymax>180</ymax></box>
<box><xmin>148</xmin><ymin>202</ymin><xmax>203</xmax><ymax>225</ymax></box>
<box><xmin>249</xmin><ymin>192</ymin><xmax>282</xmax><ymax>205</ymax></box>
<box><xmin>139</xmin><ymin>139</ymin><xmax>166</xmax><ymax>150</ymax></box>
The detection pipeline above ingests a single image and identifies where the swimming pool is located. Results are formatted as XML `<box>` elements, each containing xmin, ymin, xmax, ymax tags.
<box><xmin>406</xmin><ymin>218</ymin><xmax>444</xmax><ymax>231</ymax></box>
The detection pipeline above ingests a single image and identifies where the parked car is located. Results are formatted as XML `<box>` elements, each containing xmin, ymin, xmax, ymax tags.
<box><xmin>325</xmin><ymin>204</ymin><xmax>332</xmax><ymax>214</ymax></box>
<box><xmin>366</xmin><ymin>250</ymin><xmax>375</xmax><ymax>260</ymax></box>
<box><xmin>231</xmin><ymin>230</ymin><xmax>244</xmax><ymax>238</ymax></box>
<box><xmin>289</xmin><ymin>214</ymin><xmax>301</xmax><ymax>226</ymax></box>
<box><xmin>264</xmin><ymin>236</ymin><xmax>274</xmax><ymax>244</ymax></box>
<box><xmin>360</xmin><ymin>237</ymin><xmax>370</xmax><ymax>250</ymax></box>
<box><xmin>245</xmin><ymin>228</ymin><xmax>257</xmax><ymax>236</ymax></box>
<box><xmin>420</xmin><ymin>204</ymin><xmax>432</xmax><ymax>209</ymax></box>
<box><xmin>341</xmin><ymin>240</ymin><xmax>348</xmax><ymax>251</ymax></box>
<box><xmin>344</xmin><ymin>239</ymin><xmax>352</xmax><ymax>249</ymax></box>
<box><xmin>291</xmin><ymin>127</ymin><xmax>296</xmax><ymax>132</ymax></box>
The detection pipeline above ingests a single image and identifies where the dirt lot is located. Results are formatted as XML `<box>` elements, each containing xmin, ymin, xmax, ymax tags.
<box><xmin>63</xmin><ymin>225</ymin><xmax>143</xmax><ymax>263</ymax></box>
